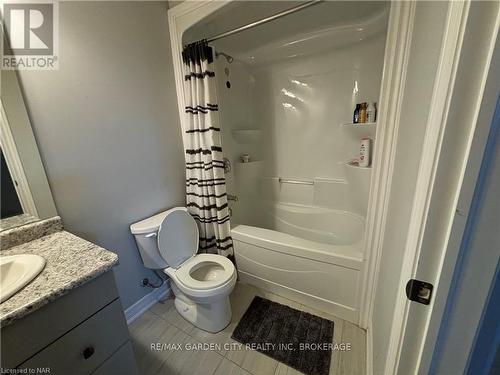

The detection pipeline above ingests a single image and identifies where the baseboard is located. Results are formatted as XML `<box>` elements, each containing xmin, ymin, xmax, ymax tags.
<box><xmin>125</xmin><ymin>282</ymin><xmax>171</xmax><ymax>324</ymax></box>
<box><xmin>366</xmin><ymin>319</ymin><xmax>373</xmax><ymax>375</ymax></box>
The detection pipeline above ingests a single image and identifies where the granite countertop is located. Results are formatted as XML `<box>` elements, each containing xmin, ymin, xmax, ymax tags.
<box><xmin>0</xmin><ymin>214</ymin><xmax>39</xmax><ymax>231</ymax></box>
<box><xmin>0</xmin><ymin>230</ymin><xmax>118</xmax><ymax>327</ymax></box>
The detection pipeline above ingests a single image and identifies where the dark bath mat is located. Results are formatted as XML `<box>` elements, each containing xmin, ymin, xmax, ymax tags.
<box><xmin>231</xmin><ymin>296</ymin><xmax>334</xmax><ymax>375</ymax></box>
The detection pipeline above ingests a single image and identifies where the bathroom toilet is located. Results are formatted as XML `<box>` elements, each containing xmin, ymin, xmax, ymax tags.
<box><xmin>130</xmin><ymin>207</ymin><xmax>237</xmax><ymax>333</ymax></box>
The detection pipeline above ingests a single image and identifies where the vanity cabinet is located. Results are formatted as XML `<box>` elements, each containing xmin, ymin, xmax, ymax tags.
<box><xmin>1</xmin><ymin>271</ymin><xmax>137</xmax><ymax>374</ymax></box>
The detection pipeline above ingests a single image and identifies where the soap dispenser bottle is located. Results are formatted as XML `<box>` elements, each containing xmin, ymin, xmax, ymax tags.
<box><xmin>366</xmin><ymin>102</ymin><xmax>376</xmax><ymax>123</ymax></box>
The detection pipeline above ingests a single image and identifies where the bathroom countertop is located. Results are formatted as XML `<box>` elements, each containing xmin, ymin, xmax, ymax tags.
<box><xmin>0</xmin><ymin>216</ymin><xmax>63</xmax><ymax>251</ymax></box>
<box><xmin>0</xmin><ymin>213</ymin><xmax>39</xmax><ymax>232</ymax></box>
<box><xmin>0</xmin><ymin>230</ymin><xmax>118</xmax><ymax>327</ymax></box>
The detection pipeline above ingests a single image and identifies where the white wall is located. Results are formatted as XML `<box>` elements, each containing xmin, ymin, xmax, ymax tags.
<box><xmin>253</xmin><ymin>36</ymin><xmax>385</xmax><ymax>182</ymax></box>
<box><xmin>16</xmin><ymin>1</ymin><xmax>185</xmax><ymax>309</ymax></box>
<box><xmin>215</xmin><ymin>29</ymin><xmax>386</xmax><ymax>224</ymax></box>
<box><xmin>371</xmin><ymin>2</ymin><xmax>450</xmax><ymax>374</ymax></box>
<box><xmin>214</xmin><ymin>58</ymin><xmax>256</xmax><ymax>225</ymax></box>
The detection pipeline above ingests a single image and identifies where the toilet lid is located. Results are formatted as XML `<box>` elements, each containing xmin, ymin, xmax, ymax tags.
<box><xmin>157</xmin><ymin>209</ymin><xmax>198</xmax><ymax>268</ymax></box>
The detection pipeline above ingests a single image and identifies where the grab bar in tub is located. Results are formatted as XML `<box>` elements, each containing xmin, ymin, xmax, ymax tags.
<box><xmin>278</xmin><ymin>177</ymin><xmax>314</xmax><ymax>185</ymax></box>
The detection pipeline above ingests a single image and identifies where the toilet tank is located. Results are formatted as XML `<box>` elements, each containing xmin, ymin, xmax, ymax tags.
<box><xmin>130</xmin><ymin>208</ymin><xmax>188</xmax><ymax>269</ymax></box>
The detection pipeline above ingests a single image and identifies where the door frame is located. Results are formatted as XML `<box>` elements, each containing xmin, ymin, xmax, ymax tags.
<box><xmin>358</xmin><ymin>0</ymin><xmax>416</xmax><ymax>329</ymax></box>
<box><xmin>167</xmin><ymin>0</ymin><xmax>417</xmax><ymax>330</ymax></box>
<box><xmin>0</xmin><ymin>99</ymin><xmax>38</xmax><ymax>218</ymax></box>
<box><xmin>385</xmin><ymin>1</ymin><xmax>500</xmax><ymax>374</ymax></box>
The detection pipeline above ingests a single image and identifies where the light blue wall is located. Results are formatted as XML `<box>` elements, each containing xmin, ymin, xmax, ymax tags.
<box><xmin>17</xmin><ymin>1</ymin><xmax>185</xmax><ymax>309</ymax></box>
<box><xmin>429</xmin><ymin>24</ymin><xmax>500</xmax><ymax>372</ymax></box>
<box><xmin>468</xmin><ymin>263</ymin><xmax>500</xmax><ymax>375</ymax></box>
<box><xmin>431</xmin><ymin>95</ymin><xmax>500</xmax><ymax>375</ymax></box>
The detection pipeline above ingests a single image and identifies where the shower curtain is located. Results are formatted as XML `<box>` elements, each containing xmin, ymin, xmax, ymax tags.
<box><xmin>182</xmin><ymin>40</ymin><xmax>233</xmax><ymax>257</ymax></box>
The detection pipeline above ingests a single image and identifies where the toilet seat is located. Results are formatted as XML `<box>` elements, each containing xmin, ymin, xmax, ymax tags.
<box><xmin>175</xmin><ymin>254</ymin><xmax>235</xmax><ymax>290</ymax></box>
<box><xmin>156</xmin><ymin>209</ymin><xmax>236</xmax><ymax>294</ymax></box>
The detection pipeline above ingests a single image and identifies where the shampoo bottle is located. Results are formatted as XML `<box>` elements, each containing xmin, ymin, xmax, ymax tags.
<box><xmin>366</xmin><ymin>102</ymin><xmax>376</xmax><ymax>123</ymax></box>
<box><xmin>353</xmin><ymin>104</ymin><xmax>360</xmax><ymax>123</ymax></box>
<box><xmin>359</xmin><ymin>102</ymin><xmax>367</xmax><ymax>123</ymax></box>
<box><xmin>359</xmin><ymin>137</ymin><xmax>371</xmax><ymax>167</ymax></box>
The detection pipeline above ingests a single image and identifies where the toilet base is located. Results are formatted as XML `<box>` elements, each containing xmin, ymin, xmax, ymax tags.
<box><xmin>171</xmin><ymin>283</ymin><xmax>232</xmax><ymax>333</ymax></box>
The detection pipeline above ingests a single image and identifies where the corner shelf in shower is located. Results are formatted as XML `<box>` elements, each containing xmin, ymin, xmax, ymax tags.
<box><xmin>235</xmin><ymin>160</ymin><xmax>264</xmax><ymax>170</ymax></box>
<box><xmin>342</xmin><ymin>123</ymin><xmax>377</xmax><ymax>168</ymax></box>
<box><xmin>231</xmin><ymin>129</ymin><xmax>262</xmax><ymax>144</ymax></box>
<box><xmin>340</xmin><ymin>122</ymin><xmax>376</xmax><ymax>128</ymax></box>
<box><xmin>237</xmin><ymin>160</ymin><xmax>262</xmax><ymax>164</ymax></box>
<box><xmin>344</xmin><ymin>161</ymin><xmax>372</xmax><ymax>169</ymax></box>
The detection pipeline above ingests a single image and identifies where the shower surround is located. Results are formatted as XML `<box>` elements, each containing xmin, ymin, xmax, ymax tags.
<box><xmin>209</xmin><ymin>7</ymin><xmax>387</xmax><ymax>322</ymax></box>
<box><xmin>174</xmin><ymin>1</ymin><xmax>390</xmax><ymax>324</ymax></box>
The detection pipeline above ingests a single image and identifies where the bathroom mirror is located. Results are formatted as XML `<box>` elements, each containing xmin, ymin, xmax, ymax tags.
<box><xmin>0</xmin><ymin>66</ymin><xmax>57</xmax><ymax>231</ymax></box>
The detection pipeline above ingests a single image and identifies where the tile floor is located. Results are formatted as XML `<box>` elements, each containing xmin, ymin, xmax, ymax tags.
<box><xmin>129</xmin><ymin>282</ymin><xmax>366</xmax><ymax>375</ymax></box>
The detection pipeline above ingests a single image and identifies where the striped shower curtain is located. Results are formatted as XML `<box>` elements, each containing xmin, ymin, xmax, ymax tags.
<box><xmin>182</xmin><ymin>40</ymin><xmax>233</xmax><ymax>257</ymax></box>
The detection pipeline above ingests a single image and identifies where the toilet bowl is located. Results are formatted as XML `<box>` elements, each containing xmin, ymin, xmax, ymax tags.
<box><xmin>130</xmin><ymin>207</ymin><xmax>236</xmax><ymax>333</ymax></box>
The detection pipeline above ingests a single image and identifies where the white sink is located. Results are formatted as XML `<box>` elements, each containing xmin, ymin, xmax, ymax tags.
<box><xmin>0</xmin><ymin>254</ymin><xmax>46</xmax><ymax>303</ymax></box>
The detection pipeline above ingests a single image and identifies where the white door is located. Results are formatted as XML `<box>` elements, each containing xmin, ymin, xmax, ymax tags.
<box><xmin>386</xmin><ymin>2</ymin><xmax>500</xmax><ymax>374</ymax></box>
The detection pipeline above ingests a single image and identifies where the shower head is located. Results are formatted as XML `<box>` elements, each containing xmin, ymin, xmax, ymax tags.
<box><xmin>216</xmin><ymin>51</ymin><xmax>234</xmax><ymax>64</ymax></box>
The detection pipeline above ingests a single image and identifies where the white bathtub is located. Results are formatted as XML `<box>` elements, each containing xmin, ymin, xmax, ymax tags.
<box><xmin>232</xmin><ymin>203</ymin><xmax>364</xmax><ymax>322</ymax></box>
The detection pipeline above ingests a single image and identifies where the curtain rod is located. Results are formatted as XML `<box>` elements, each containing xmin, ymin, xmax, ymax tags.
<box><xmin>206</xmin><ymin>0</ymin><xmax>323</xmax><ymax>43</ymax></box>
